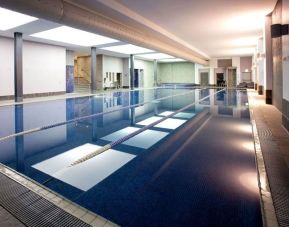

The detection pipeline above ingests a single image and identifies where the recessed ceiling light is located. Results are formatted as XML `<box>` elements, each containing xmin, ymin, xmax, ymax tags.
<box><xmin>0</xmin><ymin>7</ymin><xmax>38</xmax><ymax>30</ymax></box>
<box><xmin>101</xmin><ymin>44</ymin><xmax>153</xmax><ymax>54</ymax></box>
<box><xmin>137</xmin><ymin>53</ymin><xmax>173</xmax><ymax>60</ymax></box>
<box><xmin>231</xmin><ymin>36</ymin><xmax>259</xmax><ymax>47</ymax></box>
<box><xmin>159</xmin><ymin>58</ymin><xmax>186</xmax><ymax>62</ymax></box>
<box><xmin>224</xmin><ymin>47</ymin><xmax>255</xmax><ymax>56</ymax></box>
<box><xmin>224</xmin><ymin>12</ymin><xmax>265</xmax><ymax>31</ymax></box>
<box><xmin>31</xmin><ymin>26</ymin><xmax>118</xmax><ymax>46</ymax></box>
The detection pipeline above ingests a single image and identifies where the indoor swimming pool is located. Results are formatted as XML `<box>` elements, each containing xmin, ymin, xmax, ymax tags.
<box><xmin>0</xmin><ymin>88</ymin><xmax>262</xmax><ymax>226</ymax></box>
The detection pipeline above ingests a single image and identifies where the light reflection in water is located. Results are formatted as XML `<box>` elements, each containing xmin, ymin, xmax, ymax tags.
<box><xmin>238</xmin><ymin>172</ymin><xmax>259</xmax><ymax>194</ymax></box>
<box><xmin>242</xmin><ymin>142</ymin><xmax>255</xmax><ymax>152</ymax></box>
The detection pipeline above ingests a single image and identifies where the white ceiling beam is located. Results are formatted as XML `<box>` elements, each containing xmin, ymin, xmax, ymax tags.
<box><xmin>0</xmin><ymin>0</ymin><xmax>209</xmax><ymax>65</ymax></box>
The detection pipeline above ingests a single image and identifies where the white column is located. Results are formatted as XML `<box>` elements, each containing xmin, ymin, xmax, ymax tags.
<box><xmin>194</xmin><ymin>64</ymin><xmax>200</xmax><ymax>84</ymax></box>
<box><xmin>232</xmin><ymin>57</ymin><xmax>241</xmax><ymax>84</ymax></box>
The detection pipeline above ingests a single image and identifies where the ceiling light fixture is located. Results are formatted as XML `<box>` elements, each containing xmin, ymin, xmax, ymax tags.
<box><xmin>225</xmin><ymin>47</ymin><xmax>255</xmax><ymax>56</ymax></box>
<box><xmin>231</xmin><ymin>36</ymin><xmax>259</xmax><ymax>47</ymax></box>
<box><xmin>137</xmin><ymin>53</ymin><xmax>174</xmax><ymax>60</ymax></box>
<box><xmin>101</xmin><ymin>44</ymin><xmax>153</xmax><ymax>54</ymax></box>
<box><xmin>159</xmin><ymin>58</ymin><xmax>186</xmax><ymax>62</ymax></box>
<box><xmin>224</xmin><ymin>12</ymin><xmax>265</xmax><ymax>32</ymax></box>
<box><xmin>31</xmin><ymin>26</ymin><xmax>118</xmax><ymax>46</ymax></box>
<box><xmin>0</xmin><ymin>7</ymin><xmax>38</xmax><ymax>30</ymax></box>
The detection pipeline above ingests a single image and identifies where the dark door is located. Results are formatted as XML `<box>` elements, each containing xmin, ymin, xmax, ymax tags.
<box><xmin>134</xmin><ymin>69</ymin><xmax>139</xmax><ymax>88</ymax></box>
<box><xmin>216</xmin><ymin>73</ymin><xmax>224</xmax><ymax>86</ymax></box>
<box><xmin>116</xmin><ymin>73</ymin><xmax>121</xmax><ymax>88</ymax></box>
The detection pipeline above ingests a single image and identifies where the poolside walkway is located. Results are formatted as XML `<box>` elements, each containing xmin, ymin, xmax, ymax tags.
<box><xmin>0</xmin><ymin>205</ymin><xmax>25</xmax><ymax>227</ymax></box>
<box><xmin>248</xmin><ymin>90</ymin><xmax>289</xmax><ymax>227</ymax></box>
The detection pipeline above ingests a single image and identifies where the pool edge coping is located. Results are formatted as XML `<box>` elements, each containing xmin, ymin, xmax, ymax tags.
<box><xmin>0</xmin><ymin>163</ymin><xmax>119</xmax><ymax>227</ymax></box>
<box><xmin>248</xmin><ymin>90</ymin><xmax>278</xmax><ymax>227</ymax></box>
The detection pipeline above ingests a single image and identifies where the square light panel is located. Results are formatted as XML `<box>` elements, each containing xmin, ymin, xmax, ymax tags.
<box><xmin>137</xmin><ymin>53</ymin><xmax>174</xmax><ymax>60</ymax></box>
<box><xmin>159</xmin><ymin>111</ymin><xmax>196</xmax><ymax>119</ymax></box>
<box><xmin>33</xmin><ymin>143</ymin><xmax>135</xmax><ymax>191</ymax></box>
<box><xmin>31</xmin><ymin>26</ymin><xmax>118</xmax><ymax>46</ymax></box>
<box><xmin>101</xmin><ymin>44</ymin><xmax>154</xmax><ymax>54</ymax></box>
<box><xmin>0</xmin><ymin>7</ymin><xmax>38</xmax><ymax>30</ymax></box>
<box><xmin>159</xmin><ymin>58</ymin><xmax>186</xmax><ymax>62</ymax></box>
<box><xmin>101</xmin><ymin>127</ymin><xmax>168</xmax><ymax>149</ymax></box>
<box><xmin>137</xmin><ymin>116</ymin><xmax>186</xmax><ymax>129</ymax></box>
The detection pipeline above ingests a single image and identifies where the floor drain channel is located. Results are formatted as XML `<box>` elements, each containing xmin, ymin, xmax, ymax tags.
<box><xmin>0</xmin><ymin>173</ymin><xmax>91</xmax><ymax>227</ymax></box>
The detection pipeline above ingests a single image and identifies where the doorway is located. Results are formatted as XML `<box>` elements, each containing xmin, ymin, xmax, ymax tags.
<box><xmin>116</xmin><ymin>73</ymin><xmax>122</xmax><ymax>88</ymax></box>
<box><xmin>134</xmin><ymin>69</ymin><xmax>139</xmax><ymax>88</ymax></box>
<box><xmin>227</xmin><ymin>68</ymin><xmax>237</xmax><ymax>87</ymax></box>
<box><xmin>216</xmin><ymin>73</ymin><xmax>225</xmax><ymax>86</ymax></box>
<box><xmin>200</xmin><ymin>72</ymin><xmax>209</xmax><ymax>86</ymax></box>
<box><xmin>134</xmin><ymin>69</ymin><xmax>144</xmax><ymax>88</ymax></box>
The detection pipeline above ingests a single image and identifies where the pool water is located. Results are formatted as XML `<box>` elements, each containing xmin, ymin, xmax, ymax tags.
<box><xmin>0</xmin><ymin>88</ymin><xmax>262</xmax><ymax>226</ymax></box>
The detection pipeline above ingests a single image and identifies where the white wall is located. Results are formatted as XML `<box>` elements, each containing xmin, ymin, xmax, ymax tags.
<box><xmin>157</xmin><ymin>62</ymin><xmax>195</xmax><ymax>84</ymax></box>
<box><xmin>0</xmin><ymin>37</ymin><xmax>14</xmax><ymax>96</ymax></box>
<box><xmin>103</xmin><ymin>55</ymin><xmax>123</xmax><ymax>73</ymax></box>
<box><xmin>256</xmin><ymin>38</ymin><xmax>265</xmax><ymax>87</ymax></box>
<box><xmin>123</xmin><ymin>58</ymin><xmax>129</xmax><ymax>87</ymax></box>
<box><xmin>134</xmin><ymin>59</ymin><xmax>154</xmax><ymax>87</ymax></box>
<box><xmin>283</xmin><ymin>0</ymin><xmax>289</xmax><ymax>100</ymax></box>
<box><xmin>232</xmin><ymin>57</ymin><xmax>241</xmax><ymax>84</ymax></box>
<box><xmin>23</xmin><ymin>42</ymin><xmax>66</xmax><ymax>94</ymax></box>
<box><xmin>209</xmin><ymin>59</ymin><xmax>218</xmax><ymax>84</ymax></box>
<box><xmin>210</xmin><ymin>57</ymin><xmax>254</xmax><ymax>85</ymax></box>
<box><xmin>99</xmin><ymin>56</ymin><xmax>153</xmax><ymax>88</ymax></box>
<box><xmin>194</xmin><ymin>64</ymin><xmax>210</xmax><ymax>84</ymax></box>
<box><xmin>0</xmin><ymin>36</ymin><xmax>66</xmax><ymax>96</ymax></box>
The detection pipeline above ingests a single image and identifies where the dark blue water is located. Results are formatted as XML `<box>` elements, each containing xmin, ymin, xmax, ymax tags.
<box><xmin>0</xmin><ymin>88</ymin><xmax>261</xmax><ymax>226</ymax></box>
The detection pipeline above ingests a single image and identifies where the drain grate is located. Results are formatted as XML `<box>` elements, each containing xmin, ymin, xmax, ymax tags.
<box><xmin>260</xmin><ymin>136</ymin><xmax>289</xmax><ymax>227</ymax></box>
<box><xmin>0</xmin><ymin>173</ymin><xmax>91</xmax><ymax>227</ymax></box>
<box><xmin>257</xmin><ymin>127</ymin><xmax>273</xmax><ymax>139</ymax></box>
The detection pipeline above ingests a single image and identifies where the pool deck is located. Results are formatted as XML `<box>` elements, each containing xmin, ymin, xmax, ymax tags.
<box><xmin>0</xmin><ymin>87</ymin><xmax>153</xmax><ymax>107</ymax></box>
<box><xmin>0</xmin><ymin>164</ymin><xmax>119</xmax><ymax>227</ymax></box>
<box><xmin>248</xmin><ymin>90</ymin><xmax>289</xmax><ymax>227</ymax></box>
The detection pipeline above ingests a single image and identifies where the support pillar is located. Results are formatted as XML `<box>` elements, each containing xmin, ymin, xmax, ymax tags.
<box><xmin>14</xmin><ymin>32</ymin><xmax>23</xmax><ymax>102</ymax></box>
<box><xmin>15</xmin><ymin>105</ymin><xmax>24</xmax><ymax>172</ymax></box>
<box><xmin>66</xmin><ymin>50</ymin><xmax>74</xmax><ymax>93</ymax></box>
<box><xmin>91</xmin><ymin>98</ymin><xmax>99</xmax><ymax>141</ymax></box>
<box><xmin>153</xmin><ymin>59</ymin><xmax>157</xmax><ymax>87</ymax></box>
<box><xmin>265</xmin><ymin>15</ymin><xmax>273</xmax><ymax>104</ymax></box>
<box><xmin>66</xmin><ymin>99</ymin><xmax>75</xmax><ymax>139</ymax></box>
<box><xmin>130</xmin><ymin>107</ymin><xmax>135</xmax><ymax>125</ymax></box>
<box><xmin>91</xmin><ymin>47</ymin><xmax>97</xmax><ymax>91</ymax></box>
<box><xmin>257</xmin><ymin>37</ymin><xmax>265</xmax><ymax>95</ymax></box>
<box><xmin>130</xmin><ymin>54</ymin><xmax>134</xmax><ymax>90</ymax></box>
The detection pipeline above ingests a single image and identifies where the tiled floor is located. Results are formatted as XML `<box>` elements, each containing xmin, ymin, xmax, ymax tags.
<box><xmin>0</xmin><ymin>165</ymin><xmax>119</xmax><ymax>227</ymax></box>
<box><xmin>248</xmin><ymin>90</ymin><xmax>289</xmax><ymax>227</ymax></box>
<box><xmin>0</xmin><ymin>206</ymin><xmax>25</xmax><ymax>227</ymax></box>
<box><xmin>248</xmin><ymin>91</ymin><xmax>289</xmax><ymax>168</ymax></box>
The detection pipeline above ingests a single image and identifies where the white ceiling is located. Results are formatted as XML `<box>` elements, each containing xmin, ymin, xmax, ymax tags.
<box><xmin>0</xmin><ymin>0</ymin><xmax>277</xmax><ymax>60</ymax></box>
<box><xmin>0</xmin><ymin>18</ymin><xmax>132</xmax><ymax>58</ymax></box>
<box><xmin>116</xmin><ymin>0</ymin><xmax>277</xmax><ymax>57</ymax></box>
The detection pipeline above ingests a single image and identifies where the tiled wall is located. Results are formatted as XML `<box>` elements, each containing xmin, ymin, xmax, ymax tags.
<box><xmin>270</xmin><ymin>0</ymin><xmax>289</xmax><ymax>131</ymax></box>
<box><xmin>282</xmin><ymin>0</ymin><xmax>289</xmax><ymax>132</ymax></box>
<box><xmin>283</xmin><ymin>99</ymin><xmax>289</xmax><ymax>132</ymax></box>
<box><xmin>272</xmin><ymin>0</ymin><xmax>283</xmax><ymax>111</ymax></box>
